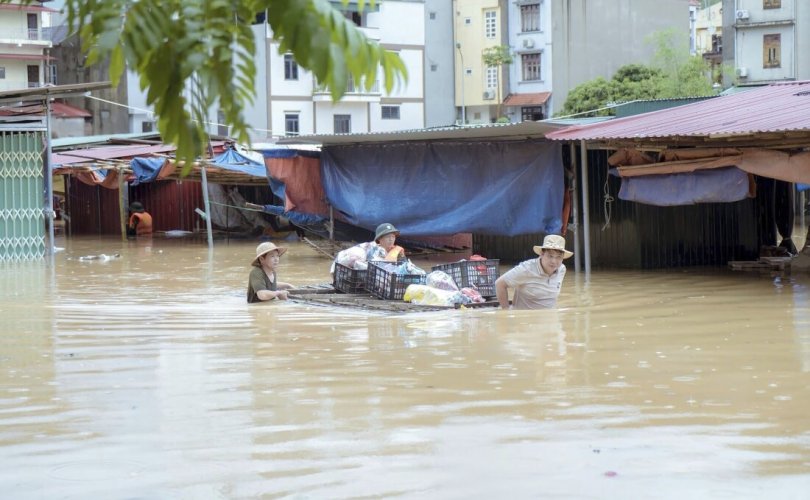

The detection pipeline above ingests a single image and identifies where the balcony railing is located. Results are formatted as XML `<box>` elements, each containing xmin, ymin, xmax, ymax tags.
<box><xmin>314</xmin><ymin>76</ymin><xmax>380</xmax><ymax>95</ymax></box>
<box><xmin>0</xmin><ymin>28</ymin><xmax>51</xmax><ymax>43</ymax></box>
<box><xmin>0</xmin><ymin>81</ymin><xmax>43</xmax><ymax>92</ymax></box>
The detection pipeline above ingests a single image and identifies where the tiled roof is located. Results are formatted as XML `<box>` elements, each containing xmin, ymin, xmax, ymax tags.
<box><xmin>503</xmin><ymin>92</ymin><xmax>551</xmax><ymax>106</ymax></box>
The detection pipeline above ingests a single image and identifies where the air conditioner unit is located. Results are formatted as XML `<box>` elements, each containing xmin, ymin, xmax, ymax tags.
<box><xmin>737</xmin><ymin>66</ymin><xmax>749</xmax><ymax>78</ymax></box>
<box><xmin>483</xmin><ymin>89</ymin><xmax>495</xmax><ymax>100</ymax></box>
<box><xmin>522</xmin><ymin>38</ymin><xmax>535</xmax><ymax>49</ymax></box>
<box><xmin>735</xmin><ymin>9</ymin><xmax>750</xmax><ymax>21</ymax></box>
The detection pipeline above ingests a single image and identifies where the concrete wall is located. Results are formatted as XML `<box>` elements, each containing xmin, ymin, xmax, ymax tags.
<box><xmin>723</xmin><ymin>0</ymin><xmax>809</xmax><ymax>84</ymax></box>
<box><xmin>549</xmin><ymin>0</ymin><xmax>691</xmax><ymax>116</ymax></box>
<box><xmin>51</xmin><ymin>34</ymin><xmax>129</xmax><ymax>135</ymax></box>
<box><xmin>424</xmin><ymin>0</ymin><xmax>456</xmax><ymax>127</ymax></box>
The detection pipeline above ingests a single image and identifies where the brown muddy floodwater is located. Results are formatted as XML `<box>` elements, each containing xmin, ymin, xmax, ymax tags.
<box><xmin>1</xmin><ymin>235</ymin><xmax>809</xmax><ymax>499</ymax></box>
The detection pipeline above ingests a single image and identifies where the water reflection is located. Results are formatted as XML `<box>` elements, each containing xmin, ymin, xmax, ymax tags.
<box><xmin>0</xmin><ymin>235</ymin><xmax>809</xmax><ymax>498</ymax></box>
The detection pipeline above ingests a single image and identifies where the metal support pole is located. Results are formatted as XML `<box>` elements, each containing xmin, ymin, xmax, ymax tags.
<box><xmin>44</xmin><ymin>97</ymin><xmax>55</xmax><ymax>256</ymax></box>
<box><xmin>200</xmin><ymin>166</ymin><xmax>214</xmax><ymax>248</ymax></box>
<box><xmin>570</xmin><ymin>142</ymin><xmax>580</xmax><ymax>273</ymax></box>
<box><xmin>579</xmin><ymin>140</ymin><xmax>591</xmax><ymax>274</ymax></box>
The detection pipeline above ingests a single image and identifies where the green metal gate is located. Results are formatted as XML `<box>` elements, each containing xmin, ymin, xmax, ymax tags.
<box><xmin>0</xmin><ymin>130</ymin><xmax>46</xmax><ymax>261</ymax></box>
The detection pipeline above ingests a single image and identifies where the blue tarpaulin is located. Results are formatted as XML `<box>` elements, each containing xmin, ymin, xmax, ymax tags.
<box><xmin>210</xmin><ymin>149</ymin><xmax>266</xmax><ymax>177</ymax></box>
<box><xmin>321</xmin><ymin>141</ymin><xmax>563</xmax><ymax>236</ymax></box>
<box><xmin>259</xmin><ymin>204</ymin><xmax>326</xmax><ymax>226</ymax></box>
<box><xmin>616</xmin><ymin>167</ymin><xmax>750</xmax><ymax>206</ymax></box>
<box><xmin>129</xmin><ymin>157</ymin><xmax>165</xmax><ymax>186</ymax></box>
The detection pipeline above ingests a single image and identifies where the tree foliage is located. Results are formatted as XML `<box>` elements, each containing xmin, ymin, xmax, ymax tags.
<box><xmin>482</xmin><ymin>45</ymin><xmax>513</xmax><ymax>119</ymax></box>
<box><xmin>558</xmin><ymin>29</ymin><xmax>714</xmax><ymax>118</ymax></box>
<box><xmin>5</xmin><ymin>0</ymin><xmax>407</xmax><ymax>170</ymax></box>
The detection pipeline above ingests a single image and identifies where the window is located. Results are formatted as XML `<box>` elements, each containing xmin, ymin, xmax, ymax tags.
<box><xmin>334</xmin><ymin>114</ymin><xmax>351</xmax><ymax>134</ymax></box>
<box><xmin>764</xmin><ymin>0</ymin><xmax>781</xmax><ymax>8</ymax></box>
<box><xmin>285</xmin><ymin>113</ymin><xmax>299</xmax><ymax>136</ymax></box>
<box><xmin>0</xmin><ymin>67</ymin><xmax>5</xmax><ymax>79</ymax></box>
<box><xmin>464</xmin><ymin>17</ymin><xmax>471</xmax><ymax>25</ymax></box>
<box><xmin>284</xmin><ymin>54</ymin><xmax>298</xmax><ymax>80</ymax></box>
<box><xmin>763</xmin><ymin>34</ymin><xmax>781</xmax><ymax>68</ymax></box>
<box><xmin>217</xmin><ymin>110</ymin><xmax>228</xmax><ymax>136</ymax></box>
<box><xmin>430</xmin><ymin>63</ymin><xmax>438</xmax><ymax>72</ymax></box>
<box><xmin>429</xmin><ymin>11</ymin><xmax>436</xmax><ymax>20</ymax></box>
<box><xmin>484</xmin><ymin>11</ymin><xmax>497</xmax><ymax>38</ymax></box>
<box><xmin>381</xmin><ymin>106</ymin><xmax>400</xmax><ymax>120</ymax></box>
<box><xmin>465</xmin><ymin>68</ymin><xmax>472</xmax><ymax>76</ymax></box>
<box><xmin>521</xmin><ymin>3</ymin><xmax>540</xmax><ymax>32</ymax></box>
<box><xmin>522</xmin><ymin>106</ymin><xmax>544</xmax><ymax>121</ymax></box>
<box><xmin>521</xmin><ymin>53</ymin><xmax>541</xmax><ymax>81</ymax></box>
<box><xmin>142</xmin><ymin>121</ymin><xmax>154</xmax><ymax>133</ymax></box>
<box><xmin>486</xmin><ymin>66</ymin><xmax>498</xmax><ymax>89</ymax></box>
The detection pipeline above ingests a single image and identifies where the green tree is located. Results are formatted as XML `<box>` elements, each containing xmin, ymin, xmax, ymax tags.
<box><xmin>558</xmin><ymin>29</ymin><xmax>713</xmax><ymax>117</ymax></box>
<box><xmin>482</xmin><ymin>45</ymin><xmax>513</xmax><ymax>120</ymax></box>
<box><xmin>6</xmin><ymin>0</ymin><xmax>407</xmax><ymax>169</ymax></box>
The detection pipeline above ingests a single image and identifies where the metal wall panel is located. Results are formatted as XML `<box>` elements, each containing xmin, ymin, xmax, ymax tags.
<box><xmin>473</xmin><ymin>149</ymin><xmax>766</xmax><ymax>268</ymax></box>
<box><xmin>0</xmin><ymin>131</ymin><xmax>46</xmax><ymax>260</ymax></box>
<box><xmin>66</xmin><ymin>178</ymin><xmax>206</xmax><ymax>235</ymax></box>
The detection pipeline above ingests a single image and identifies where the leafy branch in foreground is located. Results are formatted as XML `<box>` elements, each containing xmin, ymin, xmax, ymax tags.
<box><xmin>7</xmin><ymin>0</ymin><xmax>407</xmax><ymax>171</ymax></box>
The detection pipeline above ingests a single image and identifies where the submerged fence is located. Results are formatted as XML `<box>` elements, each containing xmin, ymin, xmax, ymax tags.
<box><xmin>0</xmin><ymin>130</ymin><xmax>46</xmax><ymax>261</ymax></box>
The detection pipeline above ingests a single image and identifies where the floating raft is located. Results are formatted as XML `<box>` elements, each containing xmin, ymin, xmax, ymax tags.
<box><xmin>288</xmin><ymin>285</ymin><xmax>499</xmax><ymax>313</ymax></box>
<box><xmin>728</xmin><ymin>256</ymin><xmax>792</xmax><ymax>271</ymax></box>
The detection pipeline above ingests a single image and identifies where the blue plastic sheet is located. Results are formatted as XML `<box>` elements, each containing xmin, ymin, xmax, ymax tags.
<box><xmin>321</xmin><ymin>141</ymin><xmax>563</xmax><ymax>236</ymax></box>
<box><xmin>259</xmin><ymin>204</ymin><xmax>325</xmax><ymax>226</ymax></box>
<box><xmin>210</xmin><ymin>149</ymin><xmax>266</xmax><ymax>177</ymax></box>
<box><xmin>129</xmin><ymin>157</ymin><xmax>165</xmax><ymax>186</ymax></box>
<box><xmin>617</xmin><ymin>167</ymin><xmax>750</xmax><ymax>206</ymax></box>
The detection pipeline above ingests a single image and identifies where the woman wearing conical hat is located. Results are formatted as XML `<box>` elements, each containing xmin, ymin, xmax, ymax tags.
<box><xmin>247</xmin><ymin>242</ymin><xmax>295</xmax><ymax>303</ymax></box>
<box><xmin>495</xmin><ymin>234</ymin><xmax>573</xmax><ymax>310</ymax></box>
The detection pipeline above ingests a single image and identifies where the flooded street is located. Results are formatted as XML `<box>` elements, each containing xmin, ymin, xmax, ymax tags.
<box><xmin>2</xmin><ymin>235</ymin><xmax>810</xmax><ymax>499</ymax></box>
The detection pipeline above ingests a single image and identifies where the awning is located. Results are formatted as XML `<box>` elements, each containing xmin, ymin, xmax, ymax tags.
<box><xmin>503</xmin><ymin>92</ymin><xmax>551</xmax><ymax>107</ymax></box>
<box><xmin>0</xmin><ymin>4</ymin><xmax>57</xmax><ymax>12</ymax></box>
<box><xmin>0</xmin><ymin>53</ymin><xmax>55</xmax><ymax>61</ymax></box>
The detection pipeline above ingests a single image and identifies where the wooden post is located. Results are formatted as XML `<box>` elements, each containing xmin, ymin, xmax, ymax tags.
<box><xmin>118</xmin><ymin>166</ymin><xmax>127</xmax><ymax>241</ymax></box>
<box><xmin>569</xmin><ymin>142</ymin><xmax>580</xmax><ymax>273</ymax></box>
<box><xmin>579</xmin><ymin>140</ymin><xmax>591</xmax><ymax>275</ymax></box>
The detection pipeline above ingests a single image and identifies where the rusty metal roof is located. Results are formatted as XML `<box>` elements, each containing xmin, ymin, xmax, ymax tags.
<box><xmin>546</xmin><ymin>81</ymin><xmax>810</xmax><ymax>143</ymax></box>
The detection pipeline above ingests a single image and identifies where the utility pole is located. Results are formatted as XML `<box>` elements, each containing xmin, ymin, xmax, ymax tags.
<box><xmin>456</xmin><ymin>42</ymin><xmax>466</xmax><ymax>125</ymax></box>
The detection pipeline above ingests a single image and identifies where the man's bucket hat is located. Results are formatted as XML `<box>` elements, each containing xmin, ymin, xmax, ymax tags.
<box><xmin>533</xmin><ymin>234</ymin><xmax>573</xmax><ymax>259</ymax></box>
<box><xmin>129</xmin><ymin>201</ymin><xmax>145</xmax><ymax>213</ymax></box>
<box><xmin>374</xmin><ymin>223</ymin><xmax>400</xmax><ymax>242</ymax></box>
<box><xmin>252</xmin><ymin>241</ymin><xmax>287</xmax><ymax>266</ymax></box>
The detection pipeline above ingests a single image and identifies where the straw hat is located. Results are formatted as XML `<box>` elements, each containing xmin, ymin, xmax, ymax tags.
<box><xmin>374</xmin><ymin>223</ymin><xmax>400</xmax><ymax>242</ymax></box>
<box><xmin>252</xmin><ymin>241</ymin><xmax>287</xmax><ymax>266</ymax></box>
<box><xmin>533</xmin><ymin>234</ymin><xmax>573</xmax><ymax>259</ymax></box>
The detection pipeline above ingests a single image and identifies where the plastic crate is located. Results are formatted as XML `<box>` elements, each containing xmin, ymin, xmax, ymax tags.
<box><xmin>366</xmin><ymin>261</ymin><xmax>426</xmax><ymax>300</ymax></box>
<box><xmin>431</xmin><ymin>259</ymin><xmax>500</xmax><ymax>297</ymax></box>
<box><xmin>333</xmin><ymin>262</ymin><xmax>367</xmax><ymax>293</ymax></box>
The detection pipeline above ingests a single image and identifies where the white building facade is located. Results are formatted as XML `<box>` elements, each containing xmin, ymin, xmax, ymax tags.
<box><xmin>264</xmin><ymin>0</ymin><xmax>427</xmax><ymax>139</ymax></box>
<box><xmin>0</xmin><ymin>1</ymin><xmax>55</xmax><ymax>91</ymax></box>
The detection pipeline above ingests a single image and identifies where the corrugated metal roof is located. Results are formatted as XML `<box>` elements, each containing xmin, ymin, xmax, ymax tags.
<box><xmin>276</xmin><ymin>120</ymin><xmax>566</xmax><ymax>146</ymax></box>
<box><xmin>546</xmin><ymin>81</ymin><xmax>810</xmax><ymax>142</ymax></box>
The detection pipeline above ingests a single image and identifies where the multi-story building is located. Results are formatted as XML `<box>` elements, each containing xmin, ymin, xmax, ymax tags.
<box><xmin>695</xmin><ymin>1</ymin><xmax>724</xmax><ymax>82</ymax></box>
<box><xmin>0</xmin><ymin>0</ymin><xmax>55</xmax><ymax>91</ymax></box>
<box><xmin>457</xmin><ymin>0</ymin><xmax>692</xmax><ymax>123</ymax></box>
<box><xmin>722</xmin><ymin>0</ymin><xmax>809</xmax><ymax>85</ymax></box>
<box><xmin>263</xmin><ymin>0</ymin><xmax>430</xmax><ymax>139</ymax></box>
<box><xmin>453</xmin><ymin>0</ymin><xmax>508</xmax><ymax>125</ymax></box>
